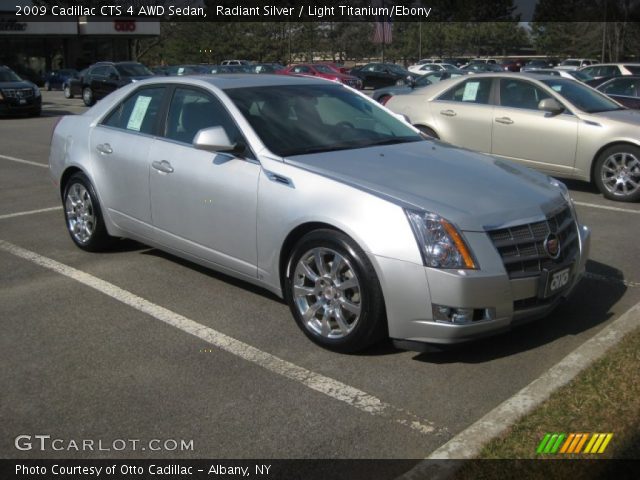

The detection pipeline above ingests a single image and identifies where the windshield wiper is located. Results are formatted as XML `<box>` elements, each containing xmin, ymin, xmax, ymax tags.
<box><xmin>364</xmin><ymin>137</ymin><xmax>421</xmax><ymax>147</ymax></box>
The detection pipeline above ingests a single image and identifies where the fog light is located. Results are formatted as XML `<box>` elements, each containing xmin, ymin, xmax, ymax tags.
<box><xmin>432</xmin><ymin>304</ymin><xmax>494</xmax><ymax>324</ymax></box>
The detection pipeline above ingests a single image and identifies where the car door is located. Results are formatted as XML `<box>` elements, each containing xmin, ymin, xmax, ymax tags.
<box><xmin>89</xmin><ymin>86</ymin><xmax>166</xmax><ymax>237</ymax></box>
<box><xmin>148</xmin><ymin>86</ymin><xmax>260</xmax><ymax>278</ymax></box>
<box><xmin>431</xmin><ymin>76</ymin><xmax>495</xmax><ymax>153</ymax></box>
<box><xmin>491</xmin><ymin>78</ymin><xmax>578</xmax><ymax>175</ymax></box>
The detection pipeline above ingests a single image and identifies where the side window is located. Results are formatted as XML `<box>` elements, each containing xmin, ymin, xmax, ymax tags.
<box><xmin>602</xmin><ymin>78</ymin><xmax>636</xmax><ymax>96</ymax></box>
<box><xmin>106</xmin><ymin>67</ymin><xmax>118</xmax><ymax>78</ymax></box>
<box><xmin>164</xmin><ymin>88</ymin><xmax>243</xmax><ymax>146</ymax></box>
<box><xmin>600</xmin><ymin>66</ymin><xmax>619</xmax><ymax>77</ymax></box>
<box><xmin>102</xmin><ymin>87</ymin><xmax>165</xmax><ymax>135</ymax></box>
<box><xmin>293</xmin><ymin>66</ymin><xmax>310</xmax><ymax>74</ymax></box>
<box><xmin>438</xmin><ymin>78</ymin><xmax>493</xmax><ymax>104</ymax></box>
<box><xmin>91</xmin><ymin>66</ymin><xmax>109</xmax><ymax>77</ymax></box>
<box><xmin>499</xmin><ymin>79</ymin><xmax>550</xmax><ymax>110</ymax></box>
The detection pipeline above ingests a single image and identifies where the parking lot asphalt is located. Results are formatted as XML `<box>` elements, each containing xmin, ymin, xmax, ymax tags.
<box><xmin>1</xmin><ymin>91</ymin><xmax>639</xmax><ymax>460</ymax></box>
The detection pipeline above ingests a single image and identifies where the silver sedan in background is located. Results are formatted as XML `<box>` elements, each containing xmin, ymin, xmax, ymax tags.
<box><xmin>49</xmin><ymin>75</ymin><xmax>590</xmax><ymax>353</ymax></box>
<box><xmin>386</xmin><ymin>73</ymin><xmax>640</xmax><ymax>202</ymax></box>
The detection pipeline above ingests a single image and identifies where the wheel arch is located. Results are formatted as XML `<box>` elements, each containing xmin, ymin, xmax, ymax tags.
<box><xmin>413</xmin><ymin>123</ymin><xmax>440</xmax><ymax>139</ymax></box>
<box><xmin>590</xmin><ymin>140</ymin><xmax>640</xmax><ymax>183</ymax></box>
<box><xmin>59</xmin><ymin>166</ymin><xmax>84</xmax><ymax>199</ymax></box>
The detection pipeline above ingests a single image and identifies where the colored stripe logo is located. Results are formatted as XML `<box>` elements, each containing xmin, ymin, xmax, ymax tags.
<box><xmin>536</xmin><ymin>433</ymin><xmax>613</xmax><ymax>454</ymax></box>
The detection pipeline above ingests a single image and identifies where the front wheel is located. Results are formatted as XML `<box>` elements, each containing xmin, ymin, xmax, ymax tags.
<box><xmin>594</xmin><ymin>145</ymin><xmax>640</xmax><ymax>202</ymax></box>
<box><xmin>63</xmin><ymin>172</ymin><xmax>114</xmax><ymax>251</ymax></box>
<box><xmin>82</xmin><ymin>86</ymin><xmax>95</xmax><ymax>106</ymax></box>
<box><xmin>63</xmin><ymin>84</ymin><xmax>73</xmax><ymax>99</ymax></box>
<box><xmin>284</xmin><ymin>230</ymin><xmax>387</xmax><ymax>353</ymax></box>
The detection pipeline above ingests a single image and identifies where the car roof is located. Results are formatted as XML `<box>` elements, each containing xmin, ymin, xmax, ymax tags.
<box><xmin>139</xmin><ymin>73</ymin><xmax>331</xmax><ymax>89</ymax></box>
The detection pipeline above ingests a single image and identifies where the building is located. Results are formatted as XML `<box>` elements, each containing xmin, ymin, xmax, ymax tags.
<box><xmin>0</xmin><ymin>0</ymin><xmax>159</xmax><ymax>82</ymax></box>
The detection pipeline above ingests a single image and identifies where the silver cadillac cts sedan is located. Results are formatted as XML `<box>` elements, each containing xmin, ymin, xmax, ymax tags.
<box><xmin>49</xmin><ymin>75</ymin><xmax>591</xmax><ymax>353</ymax></box>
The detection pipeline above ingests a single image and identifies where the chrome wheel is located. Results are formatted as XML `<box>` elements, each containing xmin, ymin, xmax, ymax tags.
<box><xmin>65</xmin><ymin>183</ymin><xmax>96</xmax><ymax>244</ymax></box>
<box><xmin>600</xmin><ymin>151</ymin><xmax>640</xmax><ymax>197</ymax></box>
<box><xmin>83</xmin><ymin>87</ymin><xmax>93</xmax><ymax>106</ymax></box>
<box><xmin>63</xmin><ymin>85</ymin><xmax>72</xmax><ymax>98</ymax></box>
<box><xmin>292</xmin><ymin>247</ymin><xmax>362</xmax><ymax>339</ymax></box>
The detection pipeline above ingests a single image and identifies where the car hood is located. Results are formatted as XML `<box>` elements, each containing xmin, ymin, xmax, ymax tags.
<box><xmin>285</xmin><ymin>141</ymin><xmax>567</xmax><ymax>231</ymax></box>
<box><xmin>0</xmin><ymin>81</ymin><xmax>35</xmax><ymax>89</ymax></box>
<box><xmin>587</xmin><ymin>108</ymin><xmax>640</xmax><ymax>126</ymax></box>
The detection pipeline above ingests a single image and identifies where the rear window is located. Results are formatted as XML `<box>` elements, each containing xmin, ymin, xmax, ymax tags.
<box><xmin>102</xmin><ymin>87</ymin><xmax>165</xmax><ymax>135</ymax></box>
<box><xmin>624</xmin><ymin>65</ymin><xmax>640</xmax><ymax>74</ymax></box>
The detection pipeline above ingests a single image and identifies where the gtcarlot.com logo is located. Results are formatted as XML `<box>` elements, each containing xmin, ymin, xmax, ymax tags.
<box><xmin>536</xmin><ymin>432</ymin><xmax>613</xmax><ymax>455</ymax></box>
<box><xmin>15</xmin><ymin>435</ymin><xmax>194</xmax><ymax>452</ymax></box>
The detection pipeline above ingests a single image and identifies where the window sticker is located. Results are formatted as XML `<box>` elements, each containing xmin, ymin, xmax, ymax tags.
<box><xmin>462</xmin><ymin>82</ymin><xmax>480</xmax><ymax>101</ymax></box>
<box><xmin>178</xmin><ymin>67</ymin><xmax>184</xmax><ymax>74</ymax></box>
<box><xmin>551</xmin><ymin>85</ymin><xmax>563</xmax><ymax>92</ymax></box>
<box><xmin>126</xmin><ymin>96</ymin><xmax>152</xmax><ymax>131</ymax></box>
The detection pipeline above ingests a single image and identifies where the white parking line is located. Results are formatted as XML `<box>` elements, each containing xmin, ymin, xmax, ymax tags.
<box><xmin>0</xmin><ymin>239</ymin><xmax>445</xmax><ymax>437</ymax></box>
<box><xmin>574</xmin><ymin>201</ymin><xmax>640</xmax><ymax>215</ymax></box>
<box><xmin>0</xmin><ymin>153</ymin><xmax>48</xmax><ymax>169</ymax></box>
<box><xmin>0</xmin><ymin>206</ymin><xmax>62</xmax><ymax>220</ymax></box>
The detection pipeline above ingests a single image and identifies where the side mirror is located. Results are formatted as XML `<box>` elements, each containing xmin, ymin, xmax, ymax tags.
<box><xmin>538</xmin><ymin>98</ymin><xmax>564</xmax><ymax>115</ymax></box>
<box><xmin>193</xmin><ymin>126</ymin><xmax>237</xmax><ymax>152</ymax></box>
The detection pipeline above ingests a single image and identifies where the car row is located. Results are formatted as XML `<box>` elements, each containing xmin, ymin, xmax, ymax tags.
<box><xmin>49</xmin><ymin>73</ymin><xmax>590</xmax><ymax>353</ymax></box>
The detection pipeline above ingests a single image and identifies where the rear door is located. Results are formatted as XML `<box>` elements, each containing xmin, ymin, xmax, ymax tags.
<box><xmin>89</xmin><ymin>86</ymin><xmax>166</xmax><ymax>237</ymax></box>
<box><xmin>431</xmin><ymin>76</ymin><xmax>495</xmax><ymax>153</ymax></box>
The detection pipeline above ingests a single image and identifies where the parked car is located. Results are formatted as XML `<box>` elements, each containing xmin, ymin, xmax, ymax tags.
<box><xmin>49</xmin><ymin>74</ymin><xmax>590</xmax><ymax>352</ymax></box>
<box><xmin>579</xmin><ymin>63</ymin><xmax>640</xmax><ymax>80</ymax></box>
<box><xmin>163</xmin><ymin>65</ymin><xmax>210</xmax><ymax>76</ymax></box>
<box><xmin>500</xmin><ymin>59</ymin><xmax>527</xmax><ymax>72</ymax></box>
<box><xmin>522</xmin><ymin>59</ymin><xmax>558</xmax><ymax>71</ymax></box>
<box><xmin>349</xmin><ymin>63</ymin><xmax>414</xmax><ymax>89</ymax></box>
<box><xmin>63</xmin><ymin>68</ymin><xmax>87</xmax><ymax>99</ymax></box>
<box><xmin>44</xmin><ymin>69</ymin><xmax>79</xmax><ymax>91</ymax></box>
<box><xmin>0</xmin><ymin>65</ymin><xmax>41</xmax><ymax>116</ymax></box>
<box><xmin>284</xmin><ymin>64</ymin><xmax>362</xmax><ymax>89</ymax></box>
<box><xmin>372</xmin><ymin>71</ymin><xmax>466</xmax><ymax>105</ymax></box>
<box><xmin>460</xmin><ymin>63</ymin><xmax>504</xmax><ymax>73</ymax></box>
<box><xmin>408</xmin><ymin>63</ymin><xmax>460</xmax><ymax>75</ymax></box>
<box><xmin>253</xmin><ymin>63</ymin><xmax>286</xmax><ymax>74</ymax></box>
<box><xmin>221</xmin><ymin>60</ymin><xmax>251</xmax><ymax>66</ymax></box>
<box><xmin>80</xmin><ymin>61</ymin><xmax>153</xmax><ymax>106</ymax></box>
<box><xmin>595</xmin><ymin>76</ymin><xmax>640</xmax><ymax>109</ymax></box>
<box><xmin>534</xmin><ymin>69</ymin><xmax>594</xmax><ymax>83</ymax></box>
<box><xmin>386</xmin><ymin>73</ymin><xmax>640</xmax><ymax>201</ymax></box>
<box><xmin>555</xmin><ymin>59</ymin><xmax>599</xmax><ymax>71</ymax></box>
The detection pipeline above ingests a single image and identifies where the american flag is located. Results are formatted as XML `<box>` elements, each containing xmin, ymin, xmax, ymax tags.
<box><xmin>372</xmin><ymin>17</ymin><xmax>393</xmax><ymax>44</ymax></box>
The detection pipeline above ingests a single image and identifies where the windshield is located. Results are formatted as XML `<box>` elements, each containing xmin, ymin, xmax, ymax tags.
<box><xmin>541</xmin><ymin>78</ymin><xmax>624</xmax><ymax>113</ymax></box>
<box><xmin>561</xmin><ymin>60</ymin><xmax>581</xmax><ymax>66</ymax></box>
<box><xmin>0</xmin><ymin>68</ymin><xmax>22</xmax><ymax>82</ymax></box>
<box><xmin>225</xmin><ymin>84</ymin><xmax>422</xmax><ymax>157</ymax></box>
<box><xmin>116</xmin><ymin>63</ymin><xmax>152</xmax><ymax>77</ymax></box>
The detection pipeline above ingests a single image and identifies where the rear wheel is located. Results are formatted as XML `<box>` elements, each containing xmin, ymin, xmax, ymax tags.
<box><xmin>594</xmin><ymin>145</ymin><xmax>640</xmax><ymax>202</ymax></box>
<box><xmin>284</xmin><ymin>229</ymin><xmax>387</xmax><ymax>353</ymax></box>
<box><xmin>63</xmin><ymin>84</ymin><xmax>73</xmax><ymax>99</ymax></box>
<box><xmin>82</xmin><ymin>86</ymin><xmax>95</xmax><ymax>106</ymax></box>
<box><xmin>63</xmin><ymin>172</ymin><xmax>114</xmax><ymax>251</ymax></box>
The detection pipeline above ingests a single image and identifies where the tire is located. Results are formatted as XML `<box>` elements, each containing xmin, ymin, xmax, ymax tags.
<box><xmin>415</xmin><ymin>125</ymin><xmax>439</xmax><ymax>139</ymax></box>
<box><xmin>63</xmin><ymin>84</ymin><xmax>73</xmax><ymax>99</ymax></box>
<box><xmin>593</xmin><ymin>144</ymin><xmax>640</xmax><ymax>202</ymax></box>
<box><xmin>82</xmin><ymin>86</ymin><xmax>95</xmax><ymax>106</ymax></box>
<box><xmin>62</xmin><ymin>172</ymin><xmax>114</xmax><ymax>251</ymax></box>
<box><xmin>284</xmin><ymin>229</ymin><xmax>387</xmax><ymax>353</ymax></box>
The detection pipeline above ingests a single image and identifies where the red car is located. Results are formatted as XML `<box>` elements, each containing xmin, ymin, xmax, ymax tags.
<box><xmin>284</xmin><ymin>64</ymin><xmax>362</xmax><ymax>89</ymax></box>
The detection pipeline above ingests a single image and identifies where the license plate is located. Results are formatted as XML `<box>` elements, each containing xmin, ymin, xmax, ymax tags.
<box><xmin>540</xmin><ymin>266</ymin><xmax>572</xmax><ymax>298</ymax></box>
<box><xmin>19</xmin><ymin>99</ymin><xmax>26</xmax><ymax>105</ymax></box>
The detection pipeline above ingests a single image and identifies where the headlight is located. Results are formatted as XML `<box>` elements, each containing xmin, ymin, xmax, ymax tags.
<box><xmin>405</xmin><ymin>210</ymin><xmax>477</xmax><ymax>269</ymax></box>
<box><xmin>548</xmin><ymin>177</ymin><xmax>579</xmax><ymax>221</ymax></box>
<box><xmin>34</xmin><ymin>87</ymin><xmax>41</xmax><ymax>97</ymax></box>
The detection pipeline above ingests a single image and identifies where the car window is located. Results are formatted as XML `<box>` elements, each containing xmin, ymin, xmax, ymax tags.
<box><xmin>624</xmin><ymin>65</ymin><xmax>640</xmax><ymax>75</ymax></box>
<box><xmin>499</xmin><ymin>79</ymin><xmax>551</xmax><ymax>110</ymax></box>
<box><xmin>541</xmin><ymin>78</ymin><xmax>623</xmax><ymax>113</ymax></box>
<box><xmin>91</xmin><ymin>66</ymin><xmax>109</xmax><ymax>76</ymax></box>
<box><xmin>102</xmin><ymin>87</ymin><xmax>165</xmax><ymax>135</ymax></box>
<box><xmin>164</xmin><ymin>87</ymin><xmax>243</xmax><ymax>146</ymax></box>
<box><xmin>292</xmin><ymin>66</ymin><xmax>311</xmax><ymax>74</ymax></box>
<box><xmin>601</xmin><ymin>78</ymin><xmax>638</xmax><ymax>96</ymax></box>
<box><xmin>438</xmin><ymin>78</ymin><xmax>493</xmax><ymax>104</ymax></box>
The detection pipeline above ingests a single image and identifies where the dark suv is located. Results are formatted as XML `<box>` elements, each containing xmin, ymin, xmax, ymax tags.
<box><xmin>0</xmin><ymin>65</ymin><xmax>41</xmax><ymax>117</ymax></box>
<box><xmin>81</xmin><ymin>61</ymin><xmax>153</xmax><ymax>106</ymax></box>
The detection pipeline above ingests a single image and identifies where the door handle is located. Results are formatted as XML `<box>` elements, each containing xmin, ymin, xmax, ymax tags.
<box><xmin>151</xmin><ymin>160</ymin><xmax>174</xmax><ymax>174</ymax></box>
<box><xmin>440</xmin><ymin>109</ymin><xmax>456</xmax><ymax>117</ymax></box>
<box><xmin>495</xmin><ymin>117</ymin><xmax>514</xmax><ymax>125</ymax></box>
<box><xmin>96</xmin><ymin>143</ymin><xmax>112</xmax><ymax>154</ymax></box>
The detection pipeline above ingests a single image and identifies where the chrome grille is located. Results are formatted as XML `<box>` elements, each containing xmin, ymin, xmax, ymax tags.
<box><xmin>488</xmin><ymin>206</ymin><xmax>579</xmax><ymax>279</ymax></box>
<box><xmin>2</xmin><ymin>88</ymin><xmax>34</xmax><ymax>99</ymax></box>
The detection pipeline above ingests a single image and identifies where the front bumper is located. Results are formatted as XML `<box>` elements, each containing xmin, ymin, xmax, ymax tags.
<box><xmin>0</xmin><ymin>96</ymin><xmax>41</xmax><ymax>116</ymax></box>
<box><xmin>373</xmin><ymin>223</ymin><xmax>591</xmax><ymax>347</ymax></box>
